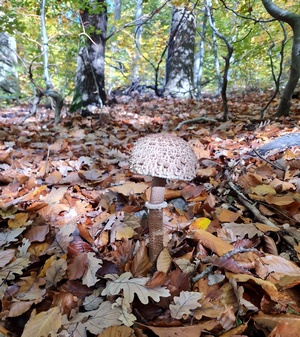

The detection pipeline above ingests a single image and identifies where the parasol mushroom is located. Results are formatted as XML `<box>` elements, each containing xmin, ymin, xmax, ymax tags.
<box><xmin>129</xmin><ymin>133</ymin><xmax>198</xmax><ymax>263</ymax></box>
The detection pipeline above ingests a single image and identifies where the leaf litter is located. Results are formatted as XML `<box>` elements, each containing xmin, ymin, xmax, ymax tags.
<box><xmin>1</xmin><ymin>94</ymin><xmax>300</xmax><ymax>336</ymax></box>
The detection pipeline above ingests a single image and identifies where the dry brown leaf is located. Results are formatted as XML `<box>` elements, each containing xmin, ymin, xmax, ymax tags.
<box><xmin>21</xmin><ymin>307</ymin><xmax>62</xmax><ymax>337</ymax></box>
<box><xmin>130</xmin><ymin>241</ymin><xmax>152</xmax><ymax>277</ymax></box>
<box><xmin>269</xmin><ymin>321</ymin><xmax>300</xmax><ymax>337</ymax></box>
<box><xmin>253</xmin><ymin>312</ymin><xmax>300</xmax><ymax>332</ymax></box>
<box><xmin>226</xmin><ymin>272</ymin><xmax>287</xmax><ymax>302</ymax></box>
<box><xmin>24</xmin><ymin>225</ymin><xmax>49</xmax><ymax>242</ymax></box>
<box><xmin>110</xmin><ymin>181</ymin><xmax>148</xmax><ymax>196</ymax></box>
<box><xmin>145</xmin><ymin>320</ymin><xmax>219</xmax><ymax>337</ymax></box>
<box><xmin>0</xmin><ymin>249</ymin><xmax>15</xmax><ymax>268</ymax></box>
<box><xmin>98</xmin><ymin>325</ymin><xmax>135</xmax><ymax>337</ymax></box>
<box><xmin>264</xmin><ymin>194</ymin><xmax>295</xmax><ymax>206</ymax></box>
<box><xmin>250</xmin><ymin>184</ymin><xmax>276</xmax><ymax>196</ymax></box>
<box><xmin>190</xmin><ymin>229</ymin><xmax>234</xmax><ymax>256</ymax></box>
<box><xmin>216</xmin><ymin>209</ymin><xmax>240</xmax><ymax>222</ymax></box>
<box><xmin>156</xmin><ymin>248</ymin><xmax>171</xmax><ymax>273</ymax></box>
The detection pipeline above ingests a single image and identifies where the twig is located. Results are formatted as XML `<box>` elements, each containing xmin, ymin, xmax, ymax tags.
<box><xmin>227</xmin><ymin>181</ymin><xmax>279</xmax><ymax>229</ymax></box>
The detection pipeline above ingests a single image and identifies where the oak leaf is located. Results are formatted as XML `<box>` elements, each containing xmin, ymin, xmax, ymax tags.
<box><xmin>169</xmin><ymin>291</ymin><xmax>202</xmax><ymax>319</ymax></box>
<box><xmin>102</xmin><ymin>272</ymin><xmax>170</xmax><ymax>304</ymax></box>
<box><xmin>82</xmin><ymin>252</ymin><xmax>102</xmax><ymax>287</ymax></box>
<box><xmin>0</xmin><ymin>256</ymin><xmax>30</xmax><ymax>282</ymax></box>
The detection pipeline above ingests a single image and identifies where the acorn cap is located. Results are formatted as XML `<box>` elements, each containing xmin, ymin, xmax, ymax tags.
<box><xmin>129</xmin><ymin>133</ymin><xmax>198</xmax><ymax>180</ymax></box>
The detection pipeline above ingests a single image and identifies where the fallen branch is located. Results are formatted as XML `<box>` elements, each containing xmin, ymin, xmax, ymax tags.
<box><xmin>227</xmin><ymin>181</ymin><xmax>279</xmax><ymax>229</ymax></box>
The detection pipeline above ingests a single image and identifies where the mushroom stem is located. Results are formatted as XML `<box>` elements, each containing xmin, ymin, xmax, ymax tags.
<box><xmin>148</xmin><ymin>177</ymin><xmax>166</xmax><ymax>263</ymax></box>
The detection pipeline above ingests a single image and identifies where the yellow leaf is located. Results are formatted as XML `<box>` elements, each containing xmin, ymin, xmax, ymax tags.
<box><xmin>250</xmin><ymin>184</ymin><xmax>276</xmax><ymax>196</ymax></box>
<box><xmin>38</xmin><ymin>255</ymin><xmax>56</xmax><ymax>277</ymax></box>
<box><xmin>190</xmin><ymin>217</ymin><xmax>211</xmax><ymax>230</ymax></box>
<box><xmin>8</xmin><ymin>213</ymin><xmax>29</xmax><ymax>228</ymax></box>
<box><xmin>115</xmin><ymin>226</ymin><xmax>135</xmax><ymax>240</ymax></box>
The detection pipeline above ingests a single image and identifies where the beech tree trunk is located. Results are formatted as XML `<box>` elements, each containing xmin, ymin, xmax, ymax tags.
<box><xmin>194</xmin><ymin>8</ymin><xmax>207</xmax><ymax>100</ymax></box>
<box><xmin>132</xmin><ymin>0</ymin><xmax>143</xmax><ymax>81</ymax></box>
<box><xmin>0</xmin><ymin>33</ymin><xmax>20</xmax><ymax>96</ymax></box>
<box><xmin>261</xmin><ymin>0</ymin><xmax>300</xmax><ymax>117</ymax></box>
<box><xmin>72</xmin><ymin>1</ymin><xmax>107</xmax><ymax>114</ymax></box>
<box><xmin>164</xmin><ymin>6</ymin><xmax>196</xmax><ymax>98</ymax></box>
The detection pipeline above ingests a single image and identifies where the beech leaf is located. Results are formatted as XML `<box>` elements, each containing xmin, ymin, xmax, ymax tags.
<box><xmin>169</xmin><ymin>291</ymin><xmax>202</xmax><ymax>319</ymax></box>
<box><xmin>0</xmin><ymin>249</ymin><xmax>15</xmax><ymax>268</ymax></box>
<box><xmin>21</xmin><ymin>307</ymin><xmax>62</xmax><ymax>337</ymax></box>
<box><xmin>102</xmin><ymin>272</ymin><xmax>170</xmax><ymax>304</ymax></box>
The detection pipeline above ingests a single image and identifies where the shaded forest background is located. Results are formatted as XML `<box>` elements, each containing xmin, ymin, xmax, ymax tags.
<box><xmin>1</xmin><ymin>0</ymin><xmax>300</xmax><ymax>119</ymax></box>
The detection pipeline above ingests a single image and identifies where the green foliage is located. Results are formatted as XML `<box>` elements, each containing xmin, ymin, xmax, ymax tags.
<box><xmin>0</xmin><ymin>0</ymin><xmax>298</xmax><ymax>100</ymax></box>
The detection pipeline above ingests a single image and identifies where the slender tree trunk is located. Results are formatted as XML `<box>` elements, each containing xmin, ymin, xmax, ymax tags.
<box><xmin>261</xmin><ymin>0</ymin><xmax>300</xmax><ymax>117</ymax></box>
<box><xmin>26</xmin><ymin>0</ymin><xmax>63</xmax><ymax>123</ymax></box>
<box><xmin>72</xmin><ymin>1</ymin><xmax>107</xmax><ymax>114</ymax></box>
<box><xmin>206</xmin><ymin>0</ymin><xmax>233</xmax><ymax>120</ymax></box>
<box><xmin>132</xmin><ymin>0</ymin><xmax>143</xmax><ymax>81</ymax></box>
<box><xmin>194</xmin><ymin>7</ymin><xmax>208</xmax><ymax>100</ymax></box>
<box><xmin>0</xmin><ymin>33</ymin><xmax>20</xmax><ymax>96</ymax></box>
<box><xmin>206</xmin><ymin>0</ymin><xmax>222</xmax><ymax>95</ymax></box>
<box><xmin>114</xmin><ymin>0</ymin><xmax>121</xmax><ymax>20</ymax></box>
<box><xmin>164</xmin><ymin>6</ymin><xmax>196</xmax><ymax>98</ymax></box>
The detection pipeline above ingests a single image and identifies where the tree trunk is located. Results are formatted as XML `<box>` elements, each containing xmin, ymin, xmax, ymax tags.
<box><xmin>72</xmin><ymin>1</ymin><xmax>107</xmax><ymax>114</ymax></box>
<box><xmin>261</xmin><ymin>0</ymin><xmax>300</xmax><ymax>117</ymax></box>
<box><xmin>206</xmin><ymin>0</ymin><xmax>233</xmax><ymax>121</ymax></box>
<box><xmin>132</xmin><ymin>0</ymin><xmax>143</xmax><ymax>81</ymax></box>
<box><xmin>164</xmin><ymin>6</ymin><xmax>196</xmax><ymax>98</ymax></box>
<box><xmin>206</xmin><ymin>0</ymin><xmax>222</xmax><ymax>95</ymax></box>
<box><xmin>194</xmin><ymin>7</ymin><xmax>208</xmax><ymax>100</ymax></box>
<box><xmin>114</xmin><ymin>0</ymin><xmax>121</xmax><ymax>20</ymax></box>
<box><xmin>0</xmin><ymin>33</ymin><xmax>20</xmax><ymax>97</ymax></box>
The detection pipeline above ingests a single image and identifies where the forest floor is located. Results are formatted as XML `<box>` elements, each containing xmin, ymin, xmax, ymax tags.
<box><xmin>1</xmin><ymin>91</ymin><xmax>300</xmax><ymax>337</ymax></box>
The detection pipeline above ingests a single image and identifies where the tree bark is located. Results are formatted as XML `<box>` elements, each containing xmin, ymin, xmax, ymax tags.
<box><xmin>261</xmin><ymin>0</ymin><xmax>300</xmax><ymax>117</ymax></box>
<box><xmin>194</xmin><ymin>7</ymin><xmax>208</xmax><ymax>100</ymax></box>
<box><xmin>72</xmin><ymin>1</ymin><xmax>107</xmax><ymax>114</ymax></box>
<box><xmin>0</xmin><ymin>33</ymin><xmax>20</xmax><ymax>96</ymax></box>
<box><xmin>132</xmin><ymin>0</ymin><xmax>143</xmax><ymax>81</ymax></box>
<box><xmin>164</xmin><ymin>6</ymin><xmax>196</xmax><ymax>98</ymax></box>
<box><xmin>114</xmin><ymin>0</ymin><xmax>121</xmax><ymax>20</ymax></box>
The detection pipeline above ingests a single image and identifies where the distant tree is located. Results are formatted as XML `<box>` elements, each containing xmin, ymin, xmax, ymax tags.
<box><xmin>71</xmin><ymin>0</ymin><xmax>107</xmax><ymax>114</ymax></box>
<box><xmin>114</xmin><ymin>0</ymin><xmax>121</xmax><ymax>21</ymax></box>
<box><xmin>24</xmin><ymin>0</ymin><xmax>64</xmax><ymax>123</ymax></box>
<box><xmin>164</xmin><ymin>5</ymin><xmax>196</xmax><ymax>98</ymax></box>
<box><xmin>262</xmin><ymin>0</ymin><xmax>300</xmax><ymax>117</ymax></box>
<box><xmin>0</xmin><ymin>33</ymin><xmax>20</xmax><ymax>97</ymax></box>
<box><xmin>132</xmin><ymin>0</ymin><xmax>143</xmax><ymax>81</ymax></box>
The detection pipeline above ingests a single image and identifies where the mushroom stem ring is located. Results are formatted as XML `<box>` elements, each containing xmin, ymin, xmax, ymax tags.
<box><xmin>145</xmin><ymin>201</ymin><xmax>168</xmax><ymax>210</ymax></box>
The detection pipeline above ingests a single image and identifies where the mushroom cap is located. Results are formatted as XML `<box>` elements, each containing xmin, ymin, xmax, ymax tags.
<box><xmin>129</xmin><ymin>133</ymin><xmax>198</xmax><ymax>180</ymax></box>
